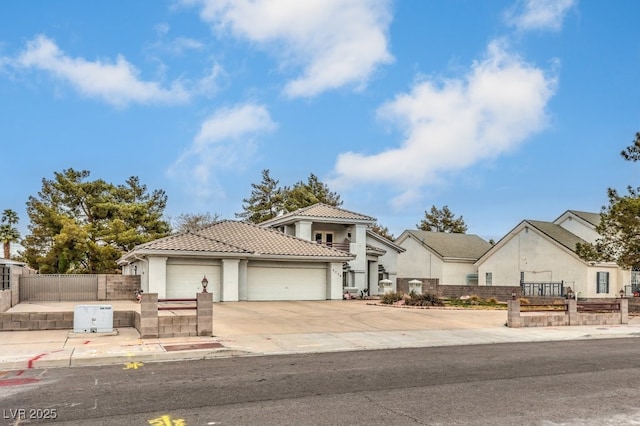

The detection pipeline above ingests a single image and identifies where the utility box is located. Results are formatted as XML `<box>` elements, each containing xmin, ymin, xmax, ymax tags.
<box><xmin>73</xmin><ymin>305</ymin><xmax>114</xmax><ymax>333</ymax></box>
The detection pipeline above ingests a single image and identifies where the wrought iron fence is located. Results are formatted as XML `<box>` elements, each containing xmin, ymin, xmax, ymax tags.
<box><xmin>19</xmin><ymin>274</ymin><xmax>98</xmax><ymax>302</ymax></box>
<box><xmin>0</xmin><ymin>265</ymin><xmax>10</xmax><ymax>291</ymax></box>
<box><xmin>520</xmin><ymin>281</ymin><xmax>564</xmax><ymax>297</ymax></box>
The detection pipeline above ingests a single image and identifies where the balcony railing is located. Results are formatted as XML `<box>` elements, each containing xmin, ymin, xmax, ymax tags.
<box><xmin>316</xmin><ymin>241</ymin><xmax>351</xmax><ymax>252</ymax></box>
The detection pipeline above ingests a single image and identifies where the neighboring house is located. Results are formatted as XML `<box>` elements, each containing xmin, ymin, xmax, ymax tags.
<box><xmin>475</xmin><ymin>210</ymin><xmax>631</xmax><ymax>299</ymax></box>
<box><xmin>260</xmin><ymin>203</ymin><xmax>405</xmax><ymax>296</ymax></box>
<box><xmin>395</xmin><ymin>230</ymin><xmax>493</xmax><ymax>286</ymax></box>
<box><xmin>118</xmin><ymin>221</ymin><xmax>354</xmax><ymax>301</ymax></box>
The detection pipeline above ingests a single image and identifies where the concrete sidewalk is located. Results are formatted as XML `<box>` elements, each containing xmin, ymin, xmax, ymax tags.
<box><xmin>2</xmin><ymin>300</ymin><xmax>640</xmax><ymax>371</ymax></box>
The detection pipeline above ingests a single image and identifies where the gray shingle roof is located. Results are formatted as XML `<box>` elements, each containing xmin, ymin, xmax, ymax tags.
<box><xmin>261</xmin><ymin>203</ymin><xmax>376</xmax><ymax>225</ymax></box>
<box><xmin>526</xmin><ymin>220</ymin><xmax>589</xmax><ymax>253</ymax></box>
<box><xmin>567</xmin><ymin>210</ymin><xmax>601</xmax><ymax>227</ymax></box>
<box><xmin>404</xmin><ymin>231</ymin><xmax>492</xmax><ymax>259</ymax></box>
<box><xmin>125</xmin><ymin>220</ymin><xmax>354</xmax><ymax>260</ymax></box>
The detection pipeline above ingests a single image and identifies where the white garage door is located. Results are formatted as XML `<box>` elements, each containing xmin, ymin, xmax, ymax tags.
<box><xmin>166</xmin><ymin>263</ymin><xmax>221</xmax><ymax>300</ymax></box>
<box><xmin>247</xmin><ymin>262</ymin><xmax>326</xmax><ymax>301</ymax></box>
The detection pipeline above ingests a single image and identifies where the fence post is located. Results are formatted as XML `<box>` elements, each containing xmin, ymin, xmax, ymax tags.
<box><xmin>567</xmin><ymin>298</ymin><xmax>577</xmax><ymax>325</ymax></box>
<box><xmin>507</xmin><ymin>299</ymin><xmax>521</xmax><ymax>328</ymax></box>
<box><xmin>139</xmin><ymin>293</ymin><xmax>158</xmax><ymax>338</ymax></box>
<box><xmin>197</xmin><ymin>292</ymin><xmax>213</xmax><ymax>336</ymax></box>
<box><xmin>620</xmin><ymin>298</ymin><xmax>629</xmax><ymax>324</ymax></box>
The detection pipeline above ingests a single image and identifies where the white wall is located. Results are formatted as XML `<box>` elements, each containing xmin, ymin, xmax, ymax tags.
<box><xmin>349</xmin><ymin>224</ymin><xmax>368</xmax><ymax>290</ymax></box>
<box><xmin>397</xmin><ymin>237</ymin><xmax>444</xmax><ymax>280</ymax></box>
<box><xmin>477</xmin><ymin>227</ymin><xmax>588</xmax><ymax>295</ymax></box>
<box><xmin>442</xmin><ymin>261</ymin><xmax>478</xmax><ymax>286</ymax></box>
<box><xmin>556</xmin><ymin>216</ymin><xmax>600</xmax><ymax>244</ymax></box>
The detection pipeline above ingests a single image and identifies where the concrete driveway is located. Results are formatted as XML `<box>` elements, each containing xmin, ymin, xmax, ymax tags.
<box><xmin>212</xmin><ymin>300</ymin><xmax>508</xmax><ymax>336</ymax></box>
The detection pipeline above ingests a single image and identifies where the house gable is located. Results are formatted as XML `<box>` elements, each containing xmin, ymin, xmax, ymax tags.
<box><xmin>396</xmin><ymin>230</ymin><xmax>491</xmax><ymax>284</ymax></box>
<box><xmin>553</xmin><ymin>210</ymin><xmax>601</xmax><ymax>244</ymax></box>
<box><xmin>260</xmin><ymin>203</ymin><xmax>377</xmax><ymax>228</ymax></box>
<box><xmin>476</xmin><ymin>221</ymin><xmax>589</xmax><ymax>287</ymax></box>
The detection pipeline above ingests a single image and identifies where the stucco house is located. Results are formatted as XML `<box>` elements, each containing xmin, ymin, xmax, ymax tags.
<box><xmin>475</xmin><ymin>210</ymin><xmax>633</xmax><ymax>299</ymax></box>
<box><xmin>395</xmin><ymin>230</ymin><xmax>493</xmax><ymax>286</ymax></box>
<box><xmin>260</xmin><ymin>203</ymin><xmax>405</xmax><ymax>296</ymax></box>
<box><xmin>118</xmin><ymin>220</ymin><xmax>354</xmax><ymax>301</ymax></box>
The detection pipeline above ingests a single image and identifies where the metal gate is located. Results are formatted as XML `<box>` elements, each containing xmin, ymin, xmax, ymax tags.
<box><xmin>520</xmin><ymin>281</ymin><xmax>564</xmax><ymax>297</ymax></box>
<box><xmin>19</xmin><ymin>274</ymin><xmax>98</xmax><ymax>302</ymax></box>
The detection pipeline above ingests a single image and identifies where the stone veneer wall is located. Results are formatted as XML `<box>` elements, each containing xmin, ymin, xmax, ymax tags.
<box><xmin>138</xmin><ymin>292</ymin><xmax>213</xmax><ymax>338</ymax></box>
<box><xmin>507</xmin><ymin>299</ymin><xmax>629</xmax><ymax>328</ymax></box>
<box><xmin>396</xmin><ymin>279</ymin><xmax>521</xmax><ymax>303</ymax></box>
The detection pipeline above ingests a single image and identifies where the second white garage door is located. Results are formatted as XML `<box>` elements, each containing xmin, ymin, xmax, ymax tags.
<box><xmin>247</xmin><ymin>262</ymin><xmax>327</xmax><ymax>301</ymax></box>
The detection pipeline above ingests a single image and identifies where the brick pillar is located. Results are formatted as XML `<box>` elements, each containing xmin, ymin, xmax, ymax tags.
<box><xmin>97</xmin><ymin>275</ymin><xmax>107</xmax><ymax>300</ymax></box>
<box><xmin>620</xmin><ymin>298</ymin><xmax>629</xmax><ymax>324</ymax></box>
<box><xmin>197</xmin><ymin>292</ymin><xmax>213</xmax><ymax>336</ymax></box>
<box><xmin>567</xmin><ymin>299</ymin><xmax>577</xmax><ymax>325</ymax></box>
<box><xmin>139</xmin><ymin>293</ymin><xmax>158</xmax><ymax>338</ymax></box>
<box><xmin>507</xmin><ymin>300</ymin><xmax>521</xmax><ymax>328</ymax></box>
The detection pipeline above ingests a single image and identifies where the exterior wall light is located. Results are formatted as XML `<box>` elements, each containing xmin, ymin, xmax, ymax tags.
<box><xmin>201</xmin><ymin>275</ymin><xmax>209</xmax><ymax>293</ymax></box>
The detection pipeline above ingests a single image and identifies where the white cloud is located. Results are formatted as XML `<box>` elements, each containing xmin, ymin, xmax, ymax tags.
<box><xmin>9</xmin><ymin>35</ymin><xmax>190</xmax><ymax>107</ymax></box>
<box><xmin>185</xmin><ymin>0</ymin><xmax>393</xmax><ymax>98</ymax></box>
<box><xmin>330</xmin><ymin>40</ymin><xmax>557</xmax><ymax>209</ymax></box>
<box><xmin>168</xmin><ymin>103</ymin><xmax>277</xmax><ymax>198</ymax></box>
<box><xmin>505</xmin><ymin>0</ymin><xmax>577</xmax><ymax>32</ymax></box>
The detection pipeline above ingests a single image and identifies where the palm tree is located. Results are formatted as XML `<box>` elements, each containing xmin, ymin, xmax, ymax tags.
<box><xmin>0</xmin><ymin>209</ymin><xmax>20</xmax><ymax>259</ymax></box>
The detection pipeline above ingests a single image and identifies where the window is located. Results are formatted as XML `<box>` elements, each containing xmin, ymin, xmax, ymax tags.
<box><xmin>0</xmin><ymin>265</ymin><xmax>10</xmax><ymax>291</ymax></box>
<box><xmin>314</xmin><ymin>232</ymin><xmax>334</xmax><ymax>246</ymax></box>
<box><xmin>485</xmin><ymin>272</ymin><xmax>492</xmax><ymax>286</ymax></box>
<box><xmin>632</xmin><ymin>267</ymin><xmax>640</xmax><ymax>293</ymax></box>
<box><xmin>597</xmin><ymin>271</ymin><xmax>609</xmax><ymax>294</ymax></box>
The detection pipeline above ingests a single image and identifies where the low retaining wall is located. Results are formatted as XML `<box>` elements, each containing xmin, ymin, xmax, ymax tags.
<box><xmin>0</xmin><ymin>311</ymin><xmax>135</xmax><ymax>331</ymax></box>
<box><xmin>0</xmin><ymin>292</ymin><xmax>212</xmax><ymax>337</ymax></box>
<box><xmin>507</xmin><ymin>299</ymin><xmax>629</xmax><ymax>328</ymax></box>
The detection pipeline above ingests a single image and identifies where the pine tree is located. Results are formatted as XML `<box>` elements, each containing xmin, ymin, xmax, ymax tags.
<box><xmin>21</xmin><ymin>168</ymin><xmax>170</xmax><ymax>273</ymax></box>
<box><xmin>417</xmin><ymin>205</ymin><xmax>467</xmax><ymax>233</ymax></box>
<box><xmin>236</xmin><ymin>169</ymin><xmax>285</xmax><ymax>223</ymax></box>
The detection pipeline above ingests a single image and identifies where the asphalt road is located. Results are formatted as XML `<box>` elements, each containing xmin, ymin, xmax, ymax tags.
<box><xmin>2</xmin><ymin>338</ymin><xmax>640</xmax><ymax>425</ymax></box>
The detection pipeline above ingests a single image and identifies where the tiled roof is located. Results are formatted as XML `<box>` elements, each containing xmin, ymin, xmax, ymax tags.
<box><xmin>526</xmin><ymin>220</ymin><xmax>589</xmax><ymax>253</ymax></box>
<box><xmin>125</xmin><ymin>220</ymin><xmax>353</xmax><ymax>259</ymax></box>
<box><xmin>405</xmin><ymin>231</ymin><xmax>492</xmax><ymax>259</ymax></box>
<box><xmin>261</xmin><ymin>203</ymin><xmax>376</xmax><ymax>225</ymax></box>
<box><xmin>134</xmin><ymin>231</ymin><xmax>249</xmax><ymax>253</ymax></box>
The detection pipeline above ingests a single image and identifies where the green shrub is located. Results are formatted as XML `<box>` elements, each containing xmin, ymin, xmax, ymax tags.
<box><xmin>405</xmin><ymin>292</ymin><xmax>444</xmax><ymax>307</ymax></box>
<box><xmin>469</xmin><ymin>295</ymin><xmax>484</xmax><ymax>304</ymax></box>
<box><xmin>380</xmin><ymin>291</ymin><xmax>404</xmax><ymax>304</ymax></box>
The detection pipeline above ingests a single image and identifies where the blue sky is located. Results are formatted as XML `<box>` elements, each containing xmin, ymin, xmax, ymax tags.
<box><xmin>1</xmin><ymin>0</ymin><xmax>638</xmax><ymax>245</ymax></box>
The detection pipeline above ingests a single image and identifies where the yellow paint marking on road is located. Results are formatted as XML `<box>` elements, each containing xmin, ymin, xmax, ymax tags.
<box><xmin>123</xmin><ymin>361</ymin><xmax>144</xmax><ymax>370</ymax></box>
<box><xmin>148</xmin><ymin>414</ymin><xmax>186</xmax><ymax>425</ymax></box>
